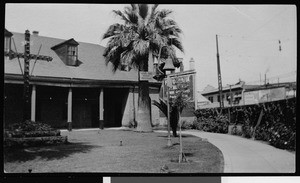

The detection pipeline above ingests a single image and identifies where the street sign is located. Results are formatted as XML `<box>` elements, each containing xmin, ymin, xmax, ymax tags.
<box><xmin>162</xmin><ymin>71</ymin><xmax>196</xmax><ymax>103</ymax></box>
<box><xmin>139</xmin><ymin>71</ymin><xmax>153</xmax><ymax>81</ymax></box>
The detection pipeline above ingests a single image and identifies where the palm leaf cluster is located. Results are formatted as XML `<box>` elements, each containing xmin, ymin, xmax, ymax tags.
<box><xmin>102</xmin><ymin>4</ymin><xmax>184</xmax><ymax>72</ymax></box>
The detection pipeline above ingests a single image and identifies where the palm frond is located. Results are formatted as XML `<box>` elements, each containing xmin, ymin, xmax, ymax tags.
<box><xmin>157</xmin><ymin>9</ymin><xmax>173</xmax><ymax>19</ymax></box>
<box><xmin>133</xmin><ymin>39</ymin><xmax>149</xmax><ymax>56</ymax></box>
<box><xmin>105</xmin><ymin>46</ymin><xmax>124</xmax><ymax>72</ymax></box>
<box><xmin>152</xmin><ymin>98</ymin><xmax>167</xmax><ymax>116</ymax></box>
<box><xmin>138</xmin><ymin>4</ymin><xmax>149</xmax><ymax>20</ymax></box>
<box><xmin>112</xmin><ymin>10</ymin><xmax>131</xmax><ymax>24</ymax></box>
<box><xmin>126</xmin><ymin>11</ymin><xmax>139</xmax><ymax>25</ymax></box>
<box><xmin>102</xmin><ymin>4</ymin><xmax>184</xmax><ymax>74</ymax></box>
<box><xmin>170</xmin><ymin>38</ymin><xmax>184</xmax><ymax>53</ymax></box>
<box><xmin>102</xmin><ymin>23</ymin><xmax>124</xmax><ymax>40</ymax></box>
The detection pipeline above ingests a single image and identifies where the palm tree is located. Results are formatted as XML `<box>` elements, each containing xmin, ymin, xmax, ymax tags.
<box><xmin>102</xmin><ymin>4</ymin><xmax>184</xmax><ymax>132</ymax></box>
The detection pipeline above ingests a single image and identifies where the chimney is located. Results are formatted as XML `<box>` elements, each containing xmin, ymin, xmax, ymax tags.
<box><xmin>32</xmin><ymin>31</ymin><xmax>39</xmax><ymax>36</ymax></box>
<box><xmin>189</xmin><ymin>57</ymin><xmax>195</xmax><ymax>70</ymax></box>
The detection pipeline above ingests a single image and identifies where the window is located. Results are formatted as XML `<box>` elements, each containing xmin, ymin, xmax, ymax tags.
<box><xmin>208</xmin><ymin>96</ymin><xmax>214</xmax><ymax>103</ymax></box>
<box><xmin>4</xmin><ymin>36</ymin><xmax>11</xmax><ymax>53</ymax></box>
<box><xmin>217</xmin><ymin>95</ymin><xmax>224</xmax><ymax>102</ymax></box>
<box><xmin>67</xmin><ymin>46</ymin><xmax>78</xmax><ymax>65</ymax></box>
<box><xmin>5</xmin><ymin>29</ymin><xmax>12</xmax><ymax>53</ymax></box>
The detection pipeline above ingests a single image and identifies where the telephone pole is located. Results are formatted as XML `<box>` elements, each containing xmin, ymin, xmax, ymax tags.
<box><xmin>216</xmin><ymin>35</ymin><xmax>224</xmax><ymax>108</ymax></box>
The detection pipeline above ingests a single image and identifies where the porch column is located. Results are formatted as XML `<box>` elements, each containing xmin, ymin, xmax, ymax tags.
<box><xmin>99</xmin><ymin>88</ymin><xmax>104</xmax><ymax>129</ymax></box>
<box><xmin>67</xmin><ymin>87</ymin><xmax>72</xmax><ymax>131</ymax></box>
<box><xmin>31</xmin><ymin>85</ymin><xmax>36</xmax><ymax>122</ymax></box>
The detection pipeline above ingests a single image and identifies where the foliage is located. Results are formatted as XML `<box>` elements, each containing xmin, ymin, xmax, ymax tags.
<box><xmin>193</xmin><ymin>108</ymin><xmax>229</xmax><ymax>134</ymax></box>
<box><xmin>180</xmin><ymin>120</ymin><xmax>194</xmax><ymax>130</ymax></box>
<box><xmin>102</xmin><ymin>4</ymin><xmax>184</xmax><ymax>72</ymax></box>
<box><xmin>5</xmin><ymin>120</ymin><xmax>60</xmax><ymax>138</ymax></box>
<box><xmin>152</xmin><ymin>91</ymin><xmax>190</xmax><ymax>137</ymax></box>
<box><xmin>7</xmin><ymin>120</ymin><xmax>54</xmax><ymax>131</ymax></box>
<box><xmin>102</xmin><ymin>4</ymin><xmax>184</xmax><ymax>132</ymax></box>
<box><xmin>152</xmin><ymin>99</ymin><xmax>168</xmax><ymax>117</ymax></box>
<box><xmin>194</xmin><ymin>98</ymin><xmax>296</xmax><ymax>150</ymax></box>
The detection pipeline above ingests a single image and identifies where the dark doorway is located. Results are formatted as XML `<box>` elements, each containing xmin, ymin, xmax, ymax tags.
<box><xmin>4</xmin><ymin>84</ymin><xmax>24</xmax><ymax>127</ymax></box>
<box><xmin>36</xmin><ymin>86</ymin><xmax>68</xmax><ymax>129</ymax></box>
<box><xmin>72</xmin><ymin>88</ymin><xmax>99</xmax><ymax>129</ymax></box>
<box><xmin>104</xmin><ymin>88</ymin><xmax>129</xmax><ymax>127</ymax></box>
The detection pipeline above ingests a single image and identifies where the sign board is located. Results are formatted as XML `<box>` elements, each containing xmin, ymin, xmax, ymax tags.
<box><xmin>162</xmin><ymin>71</ymin><xmax>196</xmax><ymax>103</ymax></box>
<box><xmin>244</xmin><ymin>87</ymin><xmax>286</xmax><ymax>105</ymax></box>
<box><xmin>139</xmin><ymin>71</ymin><xmax>153</xmax><ymax>81</ymax></box>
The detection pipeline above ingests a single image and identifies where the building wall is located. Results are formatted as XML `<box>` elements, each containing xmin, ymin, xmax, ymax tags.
<box><xmin>4</xmin><ymin>82</ymin><xmax>161</xmax><ymax>129</ymax></box>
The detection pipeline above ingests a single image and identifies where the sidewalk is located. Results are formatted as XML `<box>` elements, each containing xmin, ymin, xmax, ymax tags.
<box><xmin>156</xmin><ymin>130</ymin><xmax>295</xmax><ymax>173</ymax></box>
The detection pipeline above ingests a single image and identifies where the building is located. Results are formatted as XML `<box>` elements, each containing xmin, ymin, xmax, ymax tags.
<box><xmin>4</xmin><ymin>29</ymin><xmax>162</xmax><ymax>129</ymax></box>
<box><xmin>200</xmin><ymin>80</ymin><xmax>296</xmax><ymax>108</ymax></box>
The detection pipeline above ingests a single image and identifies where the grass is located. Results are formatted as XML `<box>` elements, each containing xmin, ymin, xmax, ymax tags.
<box><xmin>4</xmin><ymin>129</ymin><xmax>224</xmax><ymax>173</ymax></box>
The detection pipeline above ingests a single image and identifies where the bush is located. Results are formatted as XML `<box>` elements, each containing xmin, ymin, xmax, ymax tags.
<box><xmin>193</xmin><ymin>108</ymin><xmax>229</xmax><ymax>134</ymax></box>
<box><xmin>7</xmin><ymin>120</ymin><xmax>54</xmax><ymax>131</ymax></box>
<box><xmin>5</xmin><ymin>120</ymin><xmax>60</xmax><ymax>138</ymax></box>
<box><xmin>180</xmin><ymin>120</ymin><xmax>194</xmax><ymax>130</ymax></box>
<box><xmin>195</xmin><ymin>98</ymin><xmax>295</xmax><ymax>150</ymax></box>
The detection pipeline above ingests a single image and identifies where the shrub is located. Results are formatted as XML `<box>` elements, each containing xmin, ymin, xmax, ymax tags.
<box><xmin>180</xmin><ymin>120</ymin><xmax>194</xmax><ymax>130</ymax></box>
<box><xmin>7</xmin><ymin>120</ymin><xmax>54</xmax><ymax>131</ymax></box>
<box><xmin>193</xmin><ymin>108</ymin><xmax>229</xmax><ymax>134</ymax></box>
<box><xmin>193</xmin><ymin>98</ymin><xmax>295</xmax><ymax>150</ymax></box>
<box><xmin>5</xmin><ymin>120</ymin><xmax>60</xmax><ymax>138</ymax></box>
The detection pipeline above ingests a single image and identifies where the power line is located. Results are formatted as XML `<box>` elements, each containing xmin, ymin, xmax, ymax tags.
<box><xmin>218</xmin><ymin>7</ymin><xmax>289</xmax><ymax>55</ymax></box>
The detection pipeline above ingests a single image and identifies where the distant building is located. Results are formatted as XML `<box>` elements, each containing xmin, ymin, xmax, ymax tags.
<box><xmin>200</xmin><ymin>80</ymin><xmax>296</xmax><ymax>109</ymax></box>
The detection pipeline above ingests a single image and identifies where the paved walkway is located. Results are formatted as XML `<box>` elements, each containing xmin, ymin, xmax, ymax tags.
<box><xmin>156</xmin><ymin>130</ymin><xmax>295</xmax><ymax>173</ymax></box>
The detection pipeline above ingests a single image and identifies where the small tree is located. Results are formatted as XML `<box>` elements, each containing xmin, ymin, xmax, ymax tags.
<box><xmin>171</xmin><ymin>91</ymin><xmax>189</xmax><ymax>163</ymax></box>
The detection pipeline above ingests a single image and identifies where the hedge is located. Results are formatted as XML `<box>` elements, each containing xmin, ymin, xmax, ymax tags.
<box><xmin>4</xmin><ymin>120</ymin><xmax>67</xmax><ymax>147</ymax></box>
<box><xmin>193</xmin><ymin>98</ymin><xmax>296</xmax><ymax>150</ymax></box>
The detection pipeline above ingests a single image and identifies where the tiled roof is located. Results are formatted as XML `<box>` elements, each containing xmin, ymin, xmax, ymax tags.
<box><xmin>5</xmin><ymin>31</ymin><xmax>147</xmax><ymax>83</ymax></box>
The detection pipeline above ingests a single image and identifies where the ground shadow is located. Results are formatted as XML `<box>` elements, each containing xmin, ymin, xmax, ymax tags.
<box><xmin>4</xmin><ymin>142</ymin><xmax>100</xmax><ymax>163</ymax></box>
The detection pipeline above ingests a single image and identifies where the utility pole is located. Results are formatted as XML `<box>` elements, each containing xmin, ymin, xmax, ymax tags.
<box><xmin>216</xmin><ymin>35</ymin><xmax>224</xmax><ymax>108</ymax></box>
<box><xmin>264</xmin><ymin>73</ymin><xmax>267</xmax><ymax>86</ymax></box>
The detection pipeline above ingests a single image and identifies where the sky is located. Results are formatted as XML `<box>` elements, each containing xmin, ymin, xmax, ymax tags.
<box><xmin>5</xmin><ymin>4</ymin><xmax>297</xmax><ymax>91</ymax></box>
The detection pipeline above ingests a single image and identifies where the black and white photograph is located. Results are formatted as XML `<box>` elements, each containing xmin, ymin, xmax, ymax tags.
<box><xmin>3</xmin><ymin>4</ymin><xmax>296</xmax><ymax>174</ymax></box>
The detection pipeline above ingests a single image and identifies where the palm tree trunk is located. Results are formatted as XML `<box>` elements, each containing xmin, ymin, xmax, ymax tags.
<box><xmin>136</xmin><ymin>56</ymin><xmax>153</xmax><ymax>132</ymax></box>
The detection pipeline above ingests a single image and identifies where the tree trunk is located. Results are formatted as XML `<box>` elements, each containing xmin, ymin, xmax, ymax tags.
<box><xmin>136</xmin><ymin>56</ymin><xmax>153</xmax><ymax>132</ymax></box>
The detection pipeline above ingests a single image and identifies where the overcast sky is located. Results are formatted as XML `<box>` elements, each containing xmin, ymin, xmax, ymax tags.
<box><xmin>5</xmin><ymin>4</ymin><xmax>297</xmax><ymax>91</ymax></box>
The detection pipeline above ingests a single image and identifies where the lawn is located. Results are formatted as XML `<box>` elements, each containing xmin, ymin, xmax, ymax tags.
<box><xmin>4</xmin><ymin>129</ymin><xmax>224</xmax><ymax>173</ymax></box>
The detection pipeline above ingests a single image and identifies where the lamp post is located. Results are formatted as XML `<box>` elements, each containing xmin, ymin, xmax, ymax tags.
<box><xmin>163</xmin><ymin>57</ymin><xmax>175</xmax><ymax>147</ymax></box>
